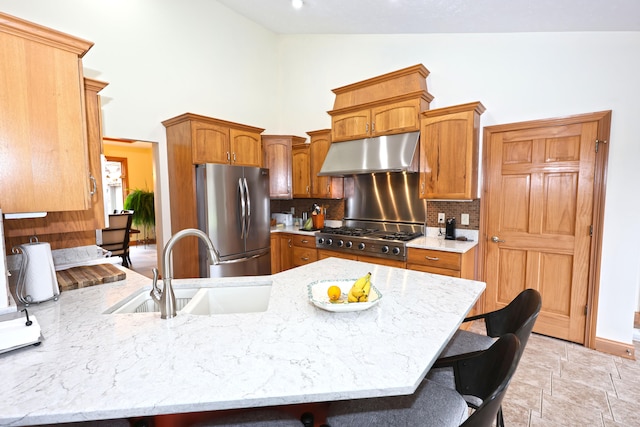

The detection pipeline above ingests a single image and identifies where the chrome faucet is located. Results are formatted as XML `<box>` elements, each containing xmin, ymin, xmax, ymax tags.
<box><xmin>151</xmin><ymin>228</ymin><xmax>220</xmax><ymax>319</ymax></box>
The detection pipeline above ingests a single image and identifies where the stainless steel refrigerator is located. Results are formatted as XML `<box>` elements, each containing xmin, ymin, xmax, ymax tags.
<box><xmin>195</xmin><ymin>164</ymin><xmax>271</xmax><ymax>278</ymax></box>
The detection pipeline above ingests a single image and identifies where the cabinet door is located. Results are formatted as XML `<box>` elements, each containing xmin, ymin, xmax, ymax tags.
<box><xmin>231</xmin><ymin>129</ymin><xmax>262</xmax><ymax>167</ymax></box>
<box><xmin>291</xmin><ymin>144</ymin><xmax>311</xmax><ymax>198</ymax></box>
<box><xmin>270</xmin><ymin>234</ymin><xmax>281</xmax><ymax>273</ymax></box>
<box><xmin>419</xmin><ymin>103</ymin><xmax>484</xmax><ymax>200</ymax></box>
<box><xmin>293</xmin><ymin>246</ymin><xmax>318</xmax><ymax>267</ymax></box>
<box><xmin>280</xmin><ymin>234</ymin><xmax>294</xmax><ymax>271</ymax></box>
<box><xmin>309</xmin><ymin>132</ymin><xmax>344</xmax><ymax>198</ymax></box>
<box><xmin>331</xmin><ymin>109</ymin><xmax>370</xmax><ymax>142</ymax></box>
<box><xmin>192</xmin><ymin>122</ymin><xmax>230</xmax><ymax>164</ymax></box>
<box><xmin>0</xmin><ymin>32</ymin><xmax>91</xmax><ymax>213</ymax></box>
<box><xmin>371</xmin><ymin>99</ymin><xmax>421</xmax><ymax>136</ymax></box>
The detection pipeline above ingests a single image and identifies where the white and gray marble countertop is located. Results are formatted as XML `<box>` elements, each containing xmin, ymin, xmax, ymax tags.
<box><xmin>0</xmin><ymin>258</ymin><xmax>484</xmax><ymax>426</ymax></box>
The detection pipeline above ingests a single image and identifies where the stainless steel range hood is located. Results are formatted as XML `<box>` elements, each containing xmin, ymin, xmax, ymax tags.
<box><xmin>318</xmin><ymin>131</ymin><xmax>420</xmax><ymax>176</ymax></box>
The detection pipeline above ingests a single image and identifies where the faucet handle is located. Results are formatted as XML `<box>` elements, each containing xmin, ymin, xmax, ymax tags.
<box><xmin>151</xmin><ymin>268</ymin><xmax>161</xmax><ymax>300</ymax></box>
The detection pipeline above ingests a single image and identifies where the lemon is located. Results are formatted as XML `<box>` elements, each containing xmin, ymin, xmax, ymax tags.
<box><xmin>327</xmin><ymin>285</ymin><xmax>341</xmax><ymax>301</ymax></box>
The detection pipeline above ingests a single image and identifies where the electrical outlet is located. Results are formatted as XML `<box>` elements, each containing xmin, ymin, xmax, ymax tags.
<box><xmin>461</xmin><ymin>213</ymin><xmax>470</xmax><ymax>226</ymax></box>
<box><xmin>438</xmin><ymin>213</ymin><xmax>445</xmax><ymax>224</ymax></box>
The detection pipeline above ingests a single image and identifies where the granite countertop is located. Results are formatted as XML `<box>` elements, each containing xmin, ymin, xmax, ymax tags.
<box><xmin>0</xmin><ymin>258</ymin><xmax>484</xmax><ymax>426</ymax></box>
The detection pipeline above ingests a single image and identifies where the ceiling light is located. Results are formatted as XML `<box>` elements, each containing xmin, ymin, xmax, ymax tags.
<box><xmin>291</xmin><ymin>0</ymin><xmax>303</xmax><ymax>9</ymax></box>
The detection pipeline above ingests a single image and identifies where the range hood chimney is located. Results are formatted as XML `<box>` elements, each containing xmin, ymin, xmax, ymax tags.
<box><xmin>318</xmin><ymin>131</ymin><xmax>420</xmax><ymax>176</ymax></box>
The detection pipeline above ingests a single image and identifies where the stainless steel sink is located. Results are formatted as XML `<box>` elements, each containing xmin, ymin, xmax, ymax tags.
<box><xmin>105</xmin><ymin>281</ymin><xmax>272</xmax><ymax>315</ymax></box>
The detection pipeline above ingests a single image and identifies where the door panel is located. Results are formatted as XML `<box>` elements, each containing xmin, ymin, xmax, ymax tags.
<box><xmin>484</xmin><ymin>120</ymin><xmax>599</xmax><ymax>343</ymax></box>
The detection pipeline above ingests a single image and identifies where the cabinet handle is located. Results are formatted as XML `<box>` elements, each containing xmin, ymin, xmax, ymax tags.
<box><xmin>227</xmin><ymin>152</ymin><xmax>231</xmax><ymax>161</ymax></box>
<box><xmin>371</xmin><ymin>122</ymin><xmax>375</xmax><ymax>133</ymax></box>
<box><xmin>420</xmin><ymin>181</ymin><xmax>425</xmax><ymax>194</ymax></box>
<box><xmin>365</xmin><ymin>123</ymin><xmax>369</xmax><ymax>133</ymax></box>
<box><xmin>301</xmin><ymin>257</ymin><xmax>309</xmax><ymax>261</ymax></box>
<box><xmin>233</xmin><ymin>152</ymin><xmax>237</xmax><ymax>162</ymax></box>
<box><xmin>306</xmin><ymin>185</ymin><xmax>309</xmax><ymax>193</ymax></box>
<box><xmin>288</xmin><ymin>239</ymin><xmax>292</xmax><ymax>248</ymax></box>
<box><xmin>89</xmin><ymin>174</ymin><xmax>97</xmax><ymax>195</ymax></box>
<box><xmin>301</xmin><ymin>239</ymin><xmax>308</xmax><ymax>244</ymax></box>
<box><xmin>425</xmin><ymin>256</ymin><xmax>440</xmax><ymax>261</ymax></box>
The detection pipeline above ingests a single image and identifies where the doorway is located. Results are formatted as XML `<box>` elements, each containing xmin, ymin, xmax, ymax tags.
<box><xmin>103</xmin><ymin>137</ymin><xmax>159</xmax><ymax>278</ymax></box>
<box><xmin>480</xmin><ymin>111</ymin><xmax>611</xmax><ymax>348</ymax></box>
<box><xmin>104</xmin><ymin>156</ymin><xmax>129</xmax><ymax>214</ymax></box>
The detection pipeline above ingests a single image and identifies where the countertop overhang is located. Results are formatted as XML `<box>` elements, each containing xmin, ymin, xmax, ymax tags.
<box><xmin>0</xmin><ymin>258</ymin><xmax>484</xmax><ymax>426</ymax></box>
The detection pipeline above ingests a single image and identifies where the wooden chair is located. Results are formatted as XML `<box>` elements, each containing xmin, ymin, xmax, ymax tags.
<box><xmin>100</xmin><ymin>212</ymin><xmax>133</xmax><ymax>268</ymax></box>
<box><xmin>324</xmin><ymin>334</ymin><xmax>521</xmax><ymax>427</ymax></box>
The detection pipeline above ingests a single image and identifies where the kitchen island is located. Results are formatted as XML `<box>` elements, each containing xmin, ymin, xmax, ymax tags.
<box><xmin>0</xmin><ymin>257</ymin><xmax>484</xmax><ymax>426</ymax></box>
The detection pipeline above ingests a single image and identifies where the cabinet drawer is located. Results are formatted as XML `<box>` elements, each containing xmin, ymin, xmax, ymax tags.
<box><xmin>292</xmin><ymin>234</ymin><xmax>316</xmax><ymax>248</ymax></box>
<box><xmin>407</xmin><ymin>248</ymin><xmax>461</xmax><ymax>271</ymax></box>
<box><xmin>293</xmin><ymin>247</ymin><xmax>318</xmax><ymax>266</ymax></box>
<box><xmin>406</xmin><ymin>263</ymin><xmax>461</xmax><ymax>278</ymax></box>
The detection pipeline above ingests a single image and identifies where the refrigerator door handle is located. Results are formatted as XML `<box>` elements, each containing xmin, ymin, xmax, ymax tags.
<box><xmin>243</xmin><ymin>177</ymin><xmax>251</xmax><ymax>236</ymax></box>
<box><xmin>215</xmin><ymin>248</ymin><xmax>269</xmax><ymax>264</ymax></box>
<box><xmin>238</xmin><ymin>177</ymin><xmax>246</xmax><ymax>239</ymax></box>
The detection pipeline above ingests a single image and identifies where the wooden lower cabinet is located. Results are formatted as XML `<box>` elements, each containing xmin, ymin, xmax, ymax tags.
<box><xmin>270</xmin><ymin>234</ymin><xmax>280</xmax><ymax>273</ymax></box>
<box><xmin>292</xmin><ymin>234</ymin><xmax>317</xmax><ymax>267</ymax></box>
<box><xmin>407</xmin><ymin>247</ymin><xmax>480</xmax><ymax>316</ymax></box>
<box><xmin>318</xmin><ymin>249</ymin><xmax>405</xmax><ymax>268</ymax></box>
<box><xmin>406</xmin><ymin>247</ymin><xmax>476</xmax><ymax>279</ymax></box>
<box><xmin>280</xmin><ymin>234</ymin><xmax>294</xmax><ymax>272</ymax></box>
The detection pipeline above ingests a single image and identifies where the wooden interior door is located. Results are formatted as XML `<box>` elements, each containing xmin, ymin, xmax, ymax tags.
<box><xmin>481</xmin><ymin>112</ymin><xmax>611</xmax><ymax>344</ymax></box>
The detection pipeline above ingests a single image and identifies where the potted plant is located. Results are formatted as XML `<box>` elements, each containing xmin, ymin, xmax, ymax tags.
<box><xmin>124</xmin><ymin>189</ymin><xmax>155</xmax><ymax>244</ymax></box>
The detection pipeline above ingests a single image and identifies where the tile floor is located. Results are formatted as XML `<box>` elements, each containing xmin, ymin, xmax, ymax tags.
<box><xmin>471</xmin><ymin>323</ymin><xmax>640</xmax><ymax>426</ymax></box>
<box><xmin>113</xmin><ymin>249</ymin><xmax>640</xmax><ymax>426</ymax></box>
<box><xmin>127</xmin><ymin>244</ymin><xmax>157</xmax><ymax>279</ymax></box>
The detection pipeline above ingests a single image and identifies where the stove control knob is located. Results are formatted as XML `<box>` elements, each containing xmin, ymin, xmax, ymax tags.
<box><xmin>326</xmin><ymin>238</ymin><xmax>333</xmax><ymax>246</ymax></box>
<box><xmin>358</xmin><ymin>242</ymin><xmax>365</xmax><ymax>250</ymax></box>
<box><xmin>345</xmin><ymin>241</ymin><xmax>353</xmax><ymax>248</ymax></box>
<box><xmin>318</xmin><ymin>237</ymin><xmax>324</xmax><ymax>244</ymax></box>
<box><xmin>337</xmin><ymin>239</ymin><xmax>344</xmax><ymax>247</ymax></box>
<box><xmin>381</xmin><ymin>245</ymin><xmax>390</xmax><ymax>254</ymax></box>
<box><xmin>392</xmin><ymin>247</ymin><xmax>401</xmax><ymax>255</ymax></box>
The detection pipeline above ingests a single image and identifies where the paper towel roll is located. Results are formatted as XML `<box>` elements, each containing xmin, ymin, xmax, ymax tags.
<box><xmin>15</xmin><ymin>241</ymin><xmax>59</xmax><ymax>303</ymax></box>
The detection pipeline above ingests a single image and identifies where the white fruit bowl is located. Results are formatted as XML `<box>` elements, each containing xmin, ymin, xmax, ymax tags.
<box><xmin>307</xmin><ymin>279</ymin><xmax>382</xmax><ymax>312</ymax></box>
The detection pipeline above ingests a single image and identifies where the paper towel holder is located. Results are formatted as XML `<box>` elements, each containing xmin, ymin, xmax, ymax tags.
<box><xmin>12</xmin><ymin>236</ymin><xmax>60</xmax><ymax>306</ymax></box>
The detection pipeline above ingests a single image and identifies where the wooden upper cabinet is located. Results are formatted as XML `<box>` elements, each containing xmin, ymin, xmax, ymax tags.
<box><xmin>308</xmin><ymin>129</ymin><xmax>343</xmax><ymax>199</ymax></box>
<box><xmin>331</xmin><ymin>109</ymin><xmax>371</xmax><ymax>141</ymax></box>
<box><xmin>0</xmin><ymin>12</ymin><xmax>94</xmax><ymax>213</ymax></box>
<box><xmin>262</xmin><ymin>135</ymin><xmax>306</xmax><ymax>199</ymax></box>
<box><xmin>230</xmin><ymin>128</ymin><xmax>262</xmax><ymax>167</ymax></box>
<box><xmin>328</xmin><ymin>64</ymin><xmax>433</xmax><ymax>143</ymax></box>
<box><xmin>163</xmin><ymin>113</ymin><xmax>264</xmax><ymax>166</ymax></box>
<box><xmin>291</xmin><ymin>143</ymin><xmax>311</xmax><ymax>198</ymax></box>
<box><xmin>419</xmin><ymin>102</ymin><xmax>486</xmax><ymax>200</ymax></box>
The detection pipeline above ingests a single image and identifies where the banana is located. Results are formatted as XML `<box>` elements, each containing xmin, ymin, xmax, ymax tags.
<box><xmin>348</xmin><ymin>272</ymin><xmax>371</xmax><ymax>303</ymax></box>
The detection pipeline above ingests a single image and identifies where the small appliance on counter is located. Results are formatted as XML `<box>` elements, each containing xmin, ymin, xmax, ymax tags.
<box><xmin>12</xmin><ymin>237</ymin><xmax>60</xmax><ymax>305</ymax></box>
<box><xmin>271</xmin><ymin>212</ymin><xmax>293</xmax><ymax>226</ymax></box>
<box><xmin>445</xmin><ymin>218</ymin><xmax>456</xmax><ymax>240</ymax></box>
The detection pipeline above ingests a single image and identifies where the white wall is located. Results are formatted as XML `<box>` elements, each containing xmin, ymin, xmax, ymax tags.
<box><xmin>275</xmin><ymin>32</ymin><xmax>640</xmax><ymax>344</ymax></box>
<box><xmin>1</xmin><ymin>1</ymin><xmax>639</xmax><ymax>344</ymax></box>
<box><xmin>0</xmin><ymin>0</ymin><xmax>280</xmax><ymax>262</ymax></box>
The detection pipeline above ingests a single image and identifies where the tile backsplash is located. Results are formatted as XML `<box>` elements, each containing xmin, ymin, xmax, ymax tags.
<box><xmin>271</xmin><ymin>198</ymin><xmax>480</xmax><ymax>229</ymax></box>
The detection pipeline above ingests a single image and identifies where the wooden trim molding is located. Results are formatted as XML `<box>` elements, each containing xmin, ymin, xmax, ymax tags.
<box><xmin>594</xmin><ymin>337</ymin><xmax>635</xmax><ymax>360</ymax></box>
